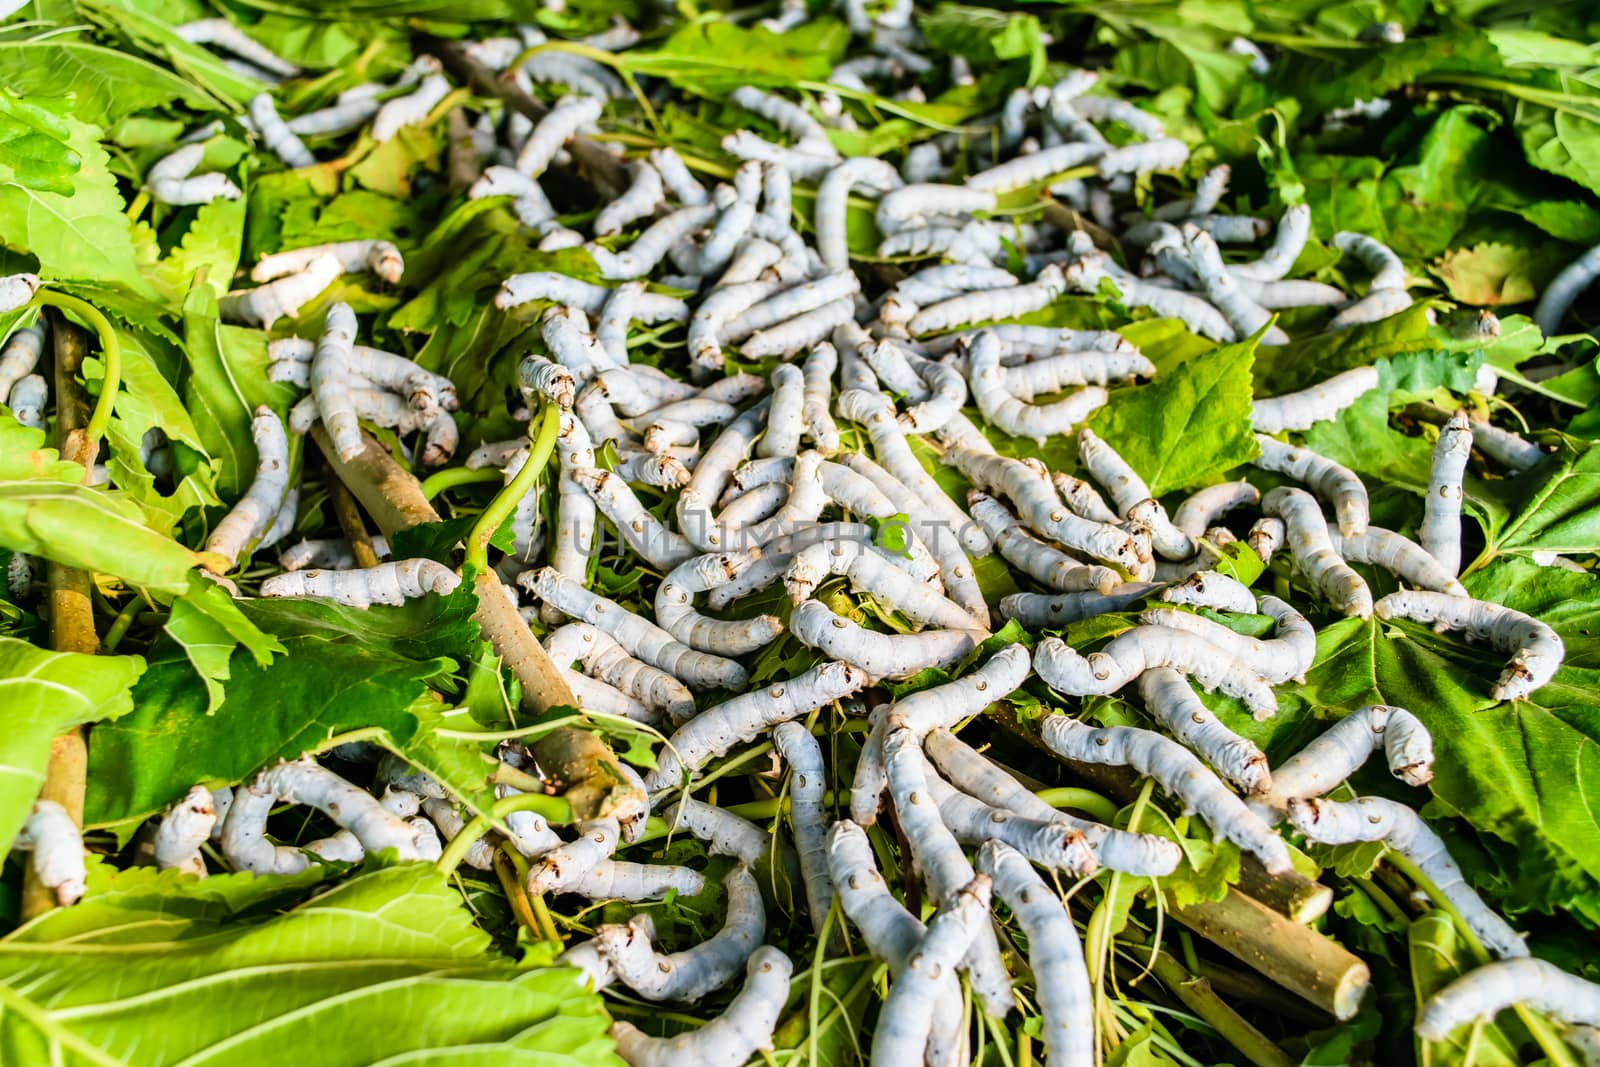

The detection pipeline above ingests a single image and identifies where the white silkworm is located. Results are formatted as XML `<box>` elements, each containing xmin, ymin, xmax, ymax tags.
<box><xmin>677</xmin><ymin>166</ymin><xmax>761</xmax><ymax>277</ymax></box>
<box><xmin>220</xmin><ymin>252</ymin><xmax>341</xmax><ymax>327</ymax></box>
<box><xmin>923</xmin><ymin>728</ymin><xmax>1183</xmax><ymax>875</ymax></box>
<box><xmin>146</xmin><ymin>143</ymin><xmax>241</xmax><ymax>206</ymax></box>
<box><xmin>7</xmin><ymin>374</ymin><xmax>44</xmax><ymax>428</ymax></box>
<box><xmin>528</xmin><ymin>817</ymin><xmax>620</xmax><ymax>894</ymax></box>
<box><xmin>595</xmin><ymin>161</ymin><xmax>665</xmax><ymax>236</ymax></box>
<box><xmin>154</xmin><ymin>785</ymin><xmax>217</xmax><ymax>876</ymax></box>
<box><xmin>1326</xmin><ymin>524</ymin><xmax>1468</xmax><ymax>595</ymax></box>
<box><xmin>1332</xmin><ymin>231</ymin><xmax>1408</xmax><ymax>291</ymax></box>
<box><xmin>921</xmin><ymin>323</ymin><xmax>1133</xmax><ymax>358</ymax></box>
<box><xmin>970</xmin><ymin>491</ymin><xmax>1119</xmax><ymax>594</ymax></box>
<box><xmin>286</xmin><ymin>97</ymin><xmax>381</xmax><ymax>137</ymax></box>
<box><xmin>178</xmin><ymin>19</ymin><xmax>297</xmax><ymax>76</ymax></box>
<box><xmin>676</xmin><ymin>400</ymin><xmax>771</xmax><ymax>550</ymax></box>
<box><xmin>1041</xmin><ymin>715</ymin><xmax>1291</xmax><ymax>872</ymax></box>
<box><xmin>273</xmin><ymin>759</ymin><xmax>423</xmax><ymax>861</ymax></box>
<box><xmin>1172</xmin><ymin>482</ymin><xmax>1259</xmax><ymax>540</ymax></box>
<box><xmin>1375</xmin><ymin>590</ymin><xmax>1563</xmax><ymax>700</ymax></box>
<box><xmin>1138</xmin><ymin>667</ymin><xmax>1270</xmax><ymax>794</ymax></box>
<box><xmin>1096</xmin><ymin>138</ymin><xmax>1189</xmax><ymax>178</ymax></box>
<box><xmin>643</xmin><ymin>660</ymin><xmax>867</xmax><ymax>790</ymax></box>
<box><xmin>959</xmin><ymin>348</ymin><xmax>1154</xmax><ymax>400</ymax></box>
<box><xmin>660</xmin><ymin>794</ymin><xmax>767</xmax><ymax>866</ymax></box>
<box><xmin>568</xmin><ymin>860</ymin><xmax>706</xmax><ymax>901</ymax></box>
<box><xmin>261</xmin><ymin>559</ymin><xmax>460</xmax><ymax>607</ymax></box>
<box><xmin>421</xmin><ymin>796</ymin><xmax>496</xmax><ymax>869</ymax></box>
<box><xmin>1076</xmin><ymin>428</ymin><xmax>1195</xmax><ymax>559</ymax></box>
<box><xmin>731</xmin><ymin>86</ymin><xmax>835</xmax><ymax>155</ymax></box>
<box><xmin>722</xmin><ymin>130</ymin><xmax>837</xmax><ymax>180</ymax></box>
<box><xmin>1417</xmin><ymin>958</ymin><xmax>1600</xmax><ymax>1040</ymax></box>
<box><xmin>542</xmin><ymin>304</ymin><xmax>614</xmax><ymax>380</ymax></box>
<box><xmin>729</xmin><ymin>273</ymin><xmax>861</xmax><ymax>344</ymax></box>
<box><xmin>17</xmin><ymin>800</ymin><xmax>86</xmax><ymax>905</ymax></box>
<box><xmin>790</xmin><ymin>600</ymin><xmax>982</xmax><ymax>681</ymax></box>
<box><xmin>0</xmin><ymin>274</ymin><xmax>37</xmax><ymax>316</ymax></box>
<box><xmin>497</xmin><ymin>271</ymin><xmax>612</xmax><ymax>313</ymax></box>
<box><xmin>760</xmin><ymin>161</ymin><xmax>791</xmax><ymax>223</ymax></box>
<box><xmin>1227</xmin><ymin>204</ymin><xmax>1310</xmax><ymax>281</ymax></box>
<box><xmin>1140</xmin><ymin>593</ymin><xmax>1315</xmax><ymax>685</ymax></box>
<box><xmin>1421</xmin><ymin>410</ymin><xmax>1473</xmax><ymax>575</ymax></box>
<box><xmin>800</xmin><ymin>342</ymin><xmax>841</xmax><ymax>454</ymax></box>
<box><xmin>1470</xmin><ymin>419</ymin><xmax>1544</xmax><ymax>472</ymax></box>
<box><xmin>882</xmin><ymin>726</ymin><xmax>1013</xmax><ymax>1018</ymax></box>
<box><xmin>1328</xmin><ymin>287</ymin><xmax>1413</xmax><ymax>329</ymax></box>
<box><xmin>1250</xmin><ymin>366</ymin><xmax>1379</xmax><ymax>433</ymax></box>
<box><xmin>785</xmin><ymin>540</ymin><xmax>979</xmax><ymax>630</ymax></box>
<box><xmin>838</xmin><ymin>390</ymin><xmax>989</xmax><ymax>557</ymax></box>
<box><xmin>772</xmin><ymin>722</ymin><xmax>833</xmax><ymax>931</ymax></box>
<box><xmin>590</xmin><ymin>203</ymin><xmax>719</xmax><ymax>280</ymax></box>
<box><xmin>928</xmin><ymin>772</ymin><xmax>1097</xmax><ymax>876</ymax></box>
<box><xmin>280</xmin><ymin>536</ymin><xmax>389</xmax><ymax>571</ymax></box>
<box><xmin>562</xmin><ymin>667</ymin><xmax>657</xmax><ymax>722</ymax></box>
<box><xmin>1250</xmin><ymin>705</ymin><xmax>1433</xmax><ymax>823</ymax></box>
<box><xmin>1035</xmin><ymin>626</ymin><xmax>1279</xmax><ymax>718</ymax></box>
<box><xmin>512</xmin><ymin>94</ymin><xmax>604</xmax><ymax>177</ymax></box>
<box><xmin>610</xmin><ymin>945</ymin><xmax>792</xmax><ymax>1067</ymax></box>
<box><xmin>740</xmin><ymin>297</ymin><xmax>855</xmax><ymax>358</ymax></box>
<box><xmin>306</xmin><ymin>302</ymin><xmax>363</xmax><ymax>462</ymax></box>
<box><xmin>1065</xmin><ymin>254</ymin><xmax>1236</xmax><ymax>342</ymax></box>
<box><xmin>1534</xmin><ymin>240</ymin><xmax>1600</xmax><ymax>336</ymax></box>
<box><xmin>1049</xmin><ymin>473</ymin><xmax>1120</xmax><ymax>524</ymax></box>
<box><xmin>909</xmin><ymin>264</ymin><xmax>1065</xmax><ymax>334</ymax></box>
<box><xmin>814</xmin><ymin>157</ymin><xmax>902</xmax><ymax>271</ymax></box>
<box><xmin>518</xmin><ymin>355</ymin><xmax>578</xmax><ymax>410</ymax></box>
<box><xmin>654</xmin><ymin>551</ymin><xmax>783</xmax><ymax>654</ymax></box>
<box><xmin>966</xmin><ymin>141</ymin><xmax>1105</xmax><ymax>194</ymax></box>
<box><xmin>876</xmin><ymin>184</ymin><xmax>996</xmax><ymax>234</ymax></box>
<box><xmin>977</xmin><ymin>841</ymin><xmax>1094</xmax><ymax>1066</ymax></box>
<box><xmin>543</xmin><ymin>413</ymin><xmax>599</xmax><ymax>623</ymax></box>
<box><xmin>0</xmin><ymin>321</ymin><xmax>44</xmax><ymax>401</ymax></box>
<box><xmin>520</xmin><ymin>567</ymin><xmax>746</xmax><ymax>690</ymax></box>
<box><xmin>1262</xmin><ymin>486</ymin><xmax>1373</xmax><ymax>616</ymax></box>
<box><xmin>599</xmin><ymin>865</ymin><xmax>765</xmax><ymax>1002</ymax></box>
<box><xmin>1190</xmin><ymin>213</ymin><xmax>1271</xmax><ymax>244</ymax></box>
<box><xmin>253</xmin><ymin>240</ymin><xmax>403</xmax><ymax>286</ymax></box>
<box><xmin>1248</xmin><ymin>516</ymin><xmax>1284</xmax><ymax>564</ymax></box>
<box><xmin>1160</xmin><ymin>570</ymin><xmax>1256</xmax><ymax>613</ymax></box>
<box><xmin>946</xmin><ymin>448</ymin><xmax>1137</xmax><ymax>570</ymax></box>
<box><xmin>1184</xmin><ymin>225</ymin><xmax>1290</xmax><ymax>345</ymax></box>
<box><xmin>205</xmin><ymin>406</ymin><xmax>289</xmax><ymax>570</ymax></box>
<box><xmin>248</xmin><ymin>93</ymin><xmax>314</xmax><ymax>169</ymax></box>
<box><xmin>703</xmin><ymin>523</ymin><xmax>874</xmax><ymax>610</ymax></box>
<box><xmin>545</xmin><ymin>622</ymin><xmax>695</xmax><ymax>722</ymax></box>
<box><xmin>966</xmin><ymin>329</ymin><xmax>1107</xmax><ymax>444</ymax></box>
<box><xmin>1288</xmin><ymin>796</ymin><xmax>1526</xmax><ymax>958</ymax></box>
<box><xmin>574</xmin><ymin>467</ymin><xmax>693</xmax><ymax>568</ymax></box>
<box><xmin>688</xmin><ymin>279</ymin><xmax>780</xmax><ymax>372</ymax></box>
<box><xmin>649</xmin><ymin>146</ymin><xmax>708</xmax><ymax>205</ymax></box>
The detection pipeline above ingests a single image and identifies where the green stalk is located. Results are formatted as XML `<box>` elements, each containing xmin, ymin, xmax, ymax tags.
<box><xmin>464</xmin><ymin>401</ymin><xmax>559</xmax><ymax>574</ymax></box>
<box><xmin>435</xmin><ymin>792</ymin><xmax>572</xmax><ymax>877</ymax></box>
<box><xmin>419</xmin><ymin>465</ymin><xmax>501</xmax><ymax>500</ymax></box>
<box><xmin>31</xmin><ymin>290</ymin><xmax>120</xmax><ymax>452</ymax></box>
<box><xmin>1036</xmin><ymin>786</ymin><xmax>1120</xmax><ymax>825</ymax></box>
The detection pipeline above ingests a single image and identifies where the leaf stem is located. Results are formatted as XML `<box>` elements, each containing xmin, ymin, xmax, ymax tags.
<box><xmin>31</xmin><ymin>290</ymin><xmax>120</xmax><ymax>454</ymax></box>
<box><xmin>464</xmin><ymin>401</ymin><xmax>559</xmax><ymax>574</ymax></box>
<box><xmin>434</xmin><ymin>792</ymin><xmax>572</xmax><ymax>877</ymax></box>
<box><xmin>419</xmin><ymin>465</ymin><xmax>501</xmax><ymax>500</ymax></box>
<box><xmin>1035</xmin><ymin>786</ymin><xmax>1120</xmax><ymax>825</ymax></box>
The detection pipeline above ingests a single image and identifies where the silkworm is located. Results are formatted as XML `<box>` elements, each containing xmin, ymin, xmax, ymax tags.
<box><xmin>510</xmin><ymin>93</ymin><xmax>603</xmax><ymax>178</ymax></box>
<box><xmin>220</xmin><ymin>252</ymin><xmax>341</xmax><ymax>327</ymax></box>
<box><xmin>730</xmin><ymin>86</ymin><xmax>835</xmax><ymax>155</ymax></box>
<box><xmin>1184</xmin><ymin>225</ymin><xmax>1290</xmax><ymax>344</ymax></box>
<box><xmin>1534</xmin><ymin>240</ymin><xmax>1600</xmax><ymax>336</ymax></box>
<box><xmin>279</xmin><ymin>536</ymin><xmax>390</xmax><ymax>571</ymax></box>
<box><xmin>1141</xmin><ymin>593</ymin><xmax>1315</xmax><ymax>685</ymax></box>
<box><xmin>1417</xmin><ymin>958</ymin><xmax>1600</xmax><ymax>1040</ymax></box>
<box><xmin>1255</xmin><ymin>436</ymin><xmax>1369</xmax><ymax>539</ymax></box>
<box><xmin>497</xmin><ymin>271</ymin><xmax>613</xmax><ymax>314</ymax></box>
<box><xmin>566</xmin><ymin>860</ymin><xmax>705</xmax><ymax>901</ymax></box>
<box><xmin>1097</xmin><ymin>138</ymin><xmax>1189</xmax><ymax>178</ymax></box>
<box><xmin>800</xmin><ymin>342</ymin><xmax>841</xmax><ymax>454</ymax></box>
<box><xmin>688</xmin><ymin>279</ymin><xmax>781</xmax><ymax>372</ymax></box>
<box><xmin>643</xmin><ymin>660</ymin><xmax>868</xmax><ymax>790</ymax></box>
<box><xmin>1289</xmin><ymin>796</ymin><xmax>1526</xmax><ymax>958</ymax></box>
<box><xmin>1159</xmin><ymin>571</ymin><xmax>1255</xmax><ymax>614</ymax></box>
<box><xmin>876</xmin><ymin>184</ymin><xmax>997</xmax><ymax>235</ymax></box>
<box><xmin>909</xmin><ymin>264</ymin><xmax>1066</xmax><ymax>335</ymax></box>
<box><xmin>790</xmin><ymin>600</ymin><xmax>982</xmax><ymax>681</ymax></box>
<box><xmin>965</xmin><ymin>329</ymin><xmax>1107</xmax><ymax>444</ymax></box>
<box><xmin>977</xmin><ymin>841</ymin><xmax>1095</xmax><ymax>1065</ymax></box>
<box><xmin>1469</xmin><ymin>419</ymin><xmax>1544</xmax><ymax>472</ymax></box>
<box><xmin>882</xmin><ymin>726</ymin><xmax>1013</xmax><ymax>1018</ymax></box>
<box><xmin>528</xmin><ymin>817</ymin><xmax>620</xmax><ymax>894</ymax></box>
<box><xmin>970</xmin><ymin>491</ymin><xmax>1119</xmax><ymax>594</ymax></box>
<box><xmin>678</xmin><ymin>164</ymin><xmax>762</xmax><ymax>277</ymax></box>
<box><xmin>703</xmin><ymin>523</ymin><xmax>875</xmax><ymax>610</ymax></box>
<box><xmin>0</xmin><ymin>321</ymin><xmax>44</xmax><ymax>402</ymax></box>
<box><xmin>7</xmin><ymin>374</ymin><xmax>44</xmax><ymax>428</ymax></box>
<box><xmin>659</xmin><ymin>794</ymin><xmax>767</xmax><ymax>867</ymax></box>
<box><xmin>1041</xmin><ymin>715</ymin><xmax>1291</xmax><ymax>871</ymax></box>
<box><xmin>303</xmin><ymin>302</ymin><xmax>365</xmax><ymax>462</ymax></box>
<box><xmin>546</xmin><ymin>622</ymin><xmax>695</xmax><ymax>722</ymax></box>
<box><xmin>518</xmin><ymin>567</ymin><xmax>747</xmax><ymax>690</ymax></box>
<box><xmin>740</xmin><ymin>297</ymin><xmax>855</xmax><ymax>358</ymax></box>
<box><xmin>205</xmin><ymin>406</ymin><xmax>289</xmax><ymax>570</ymax></box>
<box><xmin>248</xmin><ymin>93</ymin><xmax>315</xmax><ymax>169</ymax></box>
<box><xmin>928</xmin><ymin>772</ymin><xmax>1098</xmax><ymax>875</ymax></box>
<box><xmin>1326</xmin><ymin>524</ymin><xmax>1468</xmax><ymax>595</ymax></box>
<box><xmin>676</xmin><ymin>400</ymin><xmax>772</xmax><ymax>550</ymax></box>
<box><xmin>260</xmin><ymin>558</ymin><xmax>460</xmax><ymax>608</ymax></box>
<box><xmin>1332</xmin><ymin>231</ymin><xmax>1408</xmax><ymax>290</ymax></box>
<box><xmin>178</xmin><ymin>18</ymin><xmax>298</xmax><ymax>76</ymax></box>
<box><xmin>1421</xmin><ymin>410</ymin><xmax>1472</xmax><ymax>575</ymax></box>
<box><xmin>654</xmin><ymin>551</ymin><xmax>783</xmax><ymax>654</ymax></box>
<box><xmin>17</xmin><ymin>801</ymin><xmax>86</xmax><ymax>906</ymax></box>
<box><xmin>1065</xmin><ymin>254</ymin><xmax>1236</xmax><ymax>342</ymax></box>
<box><xmin>591</xmin><ymin>203</ymin><xmax>720</xmax><ymax>280</ymax></box>
<box><xmin>1258</xmin><ymin>487</ymin><xmax>1372</xmax><ymax>615</ymax></box>
<box><xmin>542</xmin><ymin>304</ymin><xmax>616</xmax><ymax>380</ymax></box>
<box><xmin>1375</xmin><ymin>590</ymin><xmax>1563</xmax><ymax>700</ymax></box>
<box><xmin>610</xmin><ymin>945</ymin><xmax>792</xmax><ymax>1067</ymax></box>
<box><xmin>598</xmin><ymin>864</ymin><xmax>766</xmax><ymax>1003</ymax></box>
<box><xmin>257</xmin><ymin>759</ymin><xmax>424</xmax><ymax>873</ymax></box>
<box><xmin>649</xmin><ymin>146</ymin><xmax>708</xmax><ymax>205</ymax></box>
<box><xmin>1036</xmin><ymin>624</ymin><xmax>1279</xmax><ymax>717</ymax></box>
<box><xmin>769</xmin><ymin>722</ymin><xmax>833</xmax><ymax>931</ymax></box>
<box><xmin>146</xmin><ymin>143</ymin><xmax>241</xmax><ymax>205</ymax></box>
<box><xmin>966</xmin><ymin>141</ymin><xmax>1106</xmax><ymax>195</ymax></box>
<box><xmin>946</xmin><ymin>448</ymin><xmax>1137</xmax><ymax>570</ymax></box>
<box><xmin>1229</xmin><ymin>204</ymin><xmax>1311</xmax><ymax>281</ymax></box>
<box><xmin>1328</xmin><ymin>287</ymin><xmax>1413</xmax><ymax>329</ymax></box>
<box><xmin>153</xmin><ymin>785</ymin><xmax>217</xmax><ymax>876</ymax></box>
<box><xmin>1138</xmin><ymin>667</ymin><xmax>1270</xmax><ymax>794</ymax></box>
<box><xmin>923</xmin><ymin>727</ymin><xmax>1183</xmax><ymax>875</ymax></box>
<box><xmin>595</xmin><ymin>161</ymin><xmax>665</xmax><ymax>236</ymax></box>
<box><xmin>254</xmin><ymin>240</ymin><xmax>403</xmax><ymax>285</ymax></box>
<box><xmin>786</xmin><ymin>540</ymin><xmax>979</xmax><ymax>630</ymax></box>
<box><xmin>1250</xmin><ymin>367</ymin><xmax>1379</xmax><ymax>433</ymax></box>
<box><xmin>922</xmin><ymin>323</ymin><xmax>1133</xmax><ymax>358</ymax></box>
<box><xmin>1249</xmin><ymin>704</ymin><xmax>1432</xmax><ymax>826</ymax></box>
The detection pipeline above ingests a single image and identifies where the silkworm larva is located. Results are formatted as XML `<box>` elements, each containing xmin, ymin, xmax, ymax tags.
<box><xmin>1140</xmin><ymin>593</ymin><xmax>1316</xmax><ymax>685</ymax></box>
<box><xmin>966</xmin><ymin>329</ymin><xmax>1108</xmax><ymax>444</ymax></box>
<box><xmin>528</xmin><ymin>817</ymin><xmax>620</xmax><ymax>895</ymax></box>
<box><xmin>205</xmin><ymin>406</ymin><xmax>289</xmax><ymax>570</ymax></box>
<box><xmin>253</xmin><ymin>239</ymin><xmax>404</xmax><ymax>285</ymax></box>
<box><xmin>1249</xmin><ymin>704</ymin><xmax>1433</xmax><ymax>824</ymax></box>
<box><xmin>1417</xmin><ymin>958</ymin><xmax>1600</xmax><ymax>1041</ymax></box>
<box><xmin>1420</xmin><ymin>410</ymin><xmax>1473</xmax><ymax>575</ymax></box>
<box><xmin>801</xmin><ymin>341</ymin><xmax>841</xmax><ymax>454</ymax></box>
<box><xmin>545</xmin><ymin>622</ymin><xmax>695</xmax><ymax>722</ymax></box>
<box><xmin>1261</xmin><ymin>487</ymin><xmax>1373</xmax><ymax>616</ymax></box>
<box><xmin>946</xmin><ymin>448</ymin><xmax>1137</xmax><ymax>571</ymax></box>
<box><xmin>146</xmin><ymin>143</ymin><xmax>241</xmax><ymax>205</ymax></box>
<box><xmin>153</xmin><ymin>785</ymin><xmax>218</xmax><ymax>876</ymax></box>
<box><xmin>1137</xmin><ymin>667</ymin><xmax>1271</xmax><ymax>794</ymax></box>
<box><xmin>653</xmin><ymin>550</ymin><xmax>783</xmax><ymax>654</ymax></box>
<box><xmin>1159</xmin><ymin>570</ymin><xmax>1256</xmax><ymax>613</ymax></box>
<box><xmin>248</xmin><ymin>93</ymin><xmax>315</xmax><ymax>169</ymax></box>
<box><xmin>772</xmin><ymin>722</ymin><xmax>833</xmax><ymax>932</ymax></box>
<box><xmin>260</xmin><ymin>559</ymin><xmax>461</xmax><ymax>608</ymax></box>
<box><xmin>1332</xmin><ymin>231</ymin><xmax>1408</xmax><ymax>290</ymax></box>
<box><xmin>1375</xmin><ymin>590</ymin><xmax>1564</xmax><ymax>700</ymax></box>
<box><xmin>17</xmin><ymin>801</ymin><xmax>86</xmax><ymax>905</ymax></box>
<box><xmin>610</xmin><ymin>945</ymin><xmax>793</xmax><ymax>1067</ymax></box>
<box><xmin>659</xmin><ymin>795</ymin><xmax>768</xmax><ymax>865</ymax></box>
<box><xmin>1250</xmin><ymin>366</ymin><xmax>1379</xmax><ymax>433</ymax></box>
<box><xmin>1326</xmin><ymin>524</ymin><xmax>1468</xmax><ymax>596</ymax></box>
<box><xmin>789</xmin><ymin>600</ymin><xmax>983</xmax><ymax>682</ymax></box>
<box><xmin>1035</xmin><ymin>626</ymin><xmax>1279</xmax><ymax>718</ymax></box>
<box><xmin>969</xmin><ymin>491</ymin><xmax>1120</xmax><ymax>594</ymax></box>
<box><xmin>784</xmin><ymin>539</ymin><xmax>980</xmax><ymax>630</ymax></box>
<box><xmin>1534</xmin><ymin>240</ymin><xmax>1600</xmax><ymax>337</ymax></box>
<box><xmin>220</xmin><ymin>253</ymin><xmax>341</xmax><ymax>327</ymax></box>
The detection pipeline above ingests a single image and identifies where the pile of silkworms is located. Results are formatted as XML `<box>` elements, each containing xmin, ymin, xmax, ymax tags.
<box><xmin>15</xmin><ymin>12</ymin><xmax>1600</xmax><ymax>1066</ymax></box>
